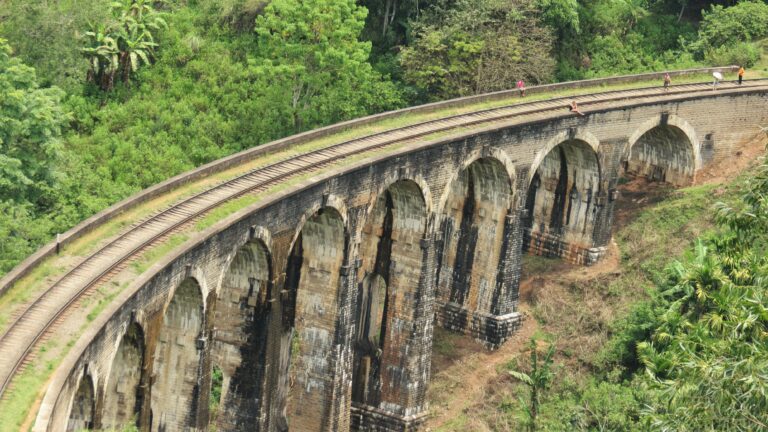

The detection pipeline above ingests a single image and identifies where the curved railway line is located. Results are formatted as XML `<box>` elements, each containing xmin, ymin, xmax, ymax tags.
<box><xmin>2</xmin><ymin>80</ymin><xmax>768</xmax><ymax>401</ymax></box>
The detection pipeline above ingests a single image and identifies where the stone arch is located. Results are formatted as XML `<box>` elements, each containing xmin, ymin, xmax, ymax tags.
<box><xmin>102</xmin><ymin>322</ymin><xmax>145</xmax><ymax>430</ymax></box>
<box><xmin>66</xmin><ymin>371</ymin><xmax>95</xmax><ymax>431</ymax></box>
<box><xmin>435</xmin><ymin>157</ymin><xmax>514</xmax><ymax>329</ymax></box>
<box><xmin>359</xmin><ymin>172</ymin><xmax>434</xmax><ymax>239</ymax></box>
<box><xmin>279</xmin><ymin>207</ymin><xmax>346</xmax><ymax>431</ymax></box>
<box><xmin>525</xmin><ymin>138</ymin><xmax>602</xmax><ymax>257</ymax></box>
<box><xmin>436</xmin><ymin>149</ymin><xmax>517</xmax><ymax>216</ymax></box>
<box><xmin>625</xmin><ymin>115</ymin><xmax>699</xmax><ymax>186</ymax></box>
<box><xmin>530</xmin><ymin>130</ymin><xmax>601</xmax><ymax>185</ymax></box>
<box><xmin>151</xmin><ymin>277</ymin><xmax>205</xmax><ymax>431</ymax></box>
<box><xmin>286</xmin><ymin>194</ymin><xmax>349</xmax><ymax>254</ymax></box>
<box><xmin>353</xmin><ymin>179</ymin><xmax>428</xmax><ymax>410</ymax></box>
<box><xmin>209</xmin><ymin>239</ymin><xmax>273</xmax><ymax>430</ymax></box>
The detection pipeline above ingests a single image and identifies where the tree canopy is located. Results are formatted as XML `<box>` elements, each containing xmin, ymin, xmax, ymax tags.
<box><xmin>400</xmin><ymin>0</ymin><xmax>555</xmax><ymax>101</ymax></box>
<box><xmin>0</xmin><ymin>39</ymin><xmax>65</xmax><ymax>205</ymax></box>
<box><xmin>252</xmin><ymin>0</ymin><xmax>402</xmax><ymax>132</ymax></box>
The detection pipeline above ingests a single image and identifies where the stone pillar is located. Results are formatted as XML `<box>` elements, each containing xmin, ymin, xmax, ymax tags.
<box><xmin>351</xmin><ymin>233</ymin><xmax>437</xmax><ymax>431</ymax></box>
<box><xmin>328</xmin><ymin>210</ymin><xmax>363</xmax><ymax>432</ymax></box>
<box><xmin>591</xmin><ymin>138</ymin><xmax>627</xmax><ymax>254</ymax></box>
<box><xmin>264</xmin><ymin>243</ymin><xmax>290</xmax><ymax>432</ymax></box>
<box><xmin>194</xmin><ymin>296</ymin><xmax>215</xmax><ymax>430</ymax></box>
<box><xmin>481</xmin><ymin>208</ymin><xmax>524</xmax><ymax>349</ymax></box>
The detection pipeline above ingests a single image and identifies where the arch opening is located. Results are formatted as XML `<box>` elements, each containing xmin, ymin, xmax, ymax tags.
<box><xmin>352</xmin><ymin>180</ymin><xmax>427</xmax><ymax>411</ymax></box>
<box><xmin>525</xmin><ymin>139</ymin><xmax>601</xmax><ymax>259</ymax></box>
<box><xmin>102</xmin><ymin>323</ymin><xmax>145</xmax><ymax>430</ymax></box>
<box><xmin>625</xmin><ymin>125</ymin><xmax>695</xmax><ymax>186</ymax></box>
<box><xmin>435</xmin><ymin>158</ymin><xmax>512</xmax><ymax>330</ymax></box>
<box><xmin>150</xmin><ymin>278</ymin><xmax>204</xmax><ymax>431</ymax></box>
<box><xmin>66</xmin><ymin>373</ymin><xmax>95</xmax><ymax>431</ymax></box>
<box><xmin>279</xmin><ymin>208</ymin><xmax>346</xmax><ymax>431</ymax></box>
<box><xmin>210</xmin><ymin>240</ymin><xmax>272</xmax><ymax>430</ymax></box>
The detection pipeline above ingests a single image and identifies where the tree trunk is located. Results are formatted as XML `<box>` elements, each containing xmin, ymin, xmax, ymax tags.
<box><xmin>382</xmin><ymin>0</ymin><xmax>392</xmax><ymax>37</ymax></box>
<box><xmin>677</xmin><ymin>3</ymin><xmax>686</xmax><ymax>23</ymax></box>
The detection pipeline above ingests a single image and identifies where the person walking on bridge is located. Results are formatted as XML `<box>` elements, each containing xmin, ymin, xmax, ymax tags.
<box><xmin>738</xmin><ymin>66</ymin><xmax>745</xmax><ymax>85</ymax></box>
<box><xmin>712</xmin><ymin>71</ymin><xmax>723</xmax><ymax>90</ymax></box>
<box><xmin>663</xmin><ymin>72</ymin><xmax>671</xmax><ymax>92</ymax></box>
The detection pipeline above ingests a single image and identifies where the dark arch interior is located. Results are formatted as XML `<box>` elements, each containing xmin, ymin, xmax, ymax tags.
<box><xmin>525</xmin><ymin>139</ymin><xmax>601</xmax><ymax>254</ymax></box>
<box><xmin>626</xmin><ymin>125</ymin><xmax>694</xmax><ymax>186</ymax></box>
<box><xmin>102</xmin><ymin>323</ymin><xmax>145</xmax><ymax>430</ymax></box>
<box><xmin>281</xmin><ymin>208</ymin><xmax>345</xmax><ymax>431</ymax></box>
<box><xmin>435</xmin><ymin>158</ymin><xmax>512</xmax><ymax>327</ymax></box>
<box><xmin>210</xmin><ymin>240</ymin><xmax>271</xmax><ymax>429</ymax></box>
<box><xmin>353</xmin><ymin>180</ymin><xmax>427</xmax><ymax>409</ymax></box>
<box><xmin>66</xmin><ymin>373</ymin><xmax>95</xmax><ymax>432</ymax></box>
<box><xmin>151</xmin><ymin>278</ymin><xmax>204</xmax><ymax>431</ymax></box>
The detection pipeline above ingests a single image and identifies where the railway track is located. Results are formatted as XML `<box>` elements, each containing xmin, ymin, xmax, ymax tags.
<box><xmin>1</xmin><ymin>80</ymin><xmax>767</xmax><ymax>399</ymax></box>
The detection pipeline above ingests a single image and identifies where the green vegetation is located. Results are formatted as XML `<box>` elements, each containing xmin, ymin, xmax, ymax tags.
<box><xmin>82</xmin><ymin>0</ymin><xmax>168</xmax><ymax>91</ymax></box>
<box><xmin>509</xmin><ymin>338</ymin><xmax>557</xmax><ymax>432</ymax></box>
<box><xmin>399</xmin><ymin>0</ymin><xmax>555</xmax><ymax>101</ymax></box>
<box><xmin>209</xmin><ymin>365</ymin><xmax>224</xmax><ymax>425</ymax></box>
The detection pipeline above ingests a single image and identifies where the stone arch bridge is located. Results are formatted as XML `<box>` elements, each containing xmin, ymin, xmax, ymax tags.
<box><xmin>2</xmin><ymin>72</ymin><xmax>766</xmax><ymax>432</ymax></box>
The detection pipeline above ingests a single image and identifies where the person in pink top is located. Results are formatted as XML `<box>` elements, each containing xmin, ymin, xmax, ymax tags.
<box><xmin>517</xmin><ymin>79</ymin><xmax>526</xmax><ymax>97</ymax></box>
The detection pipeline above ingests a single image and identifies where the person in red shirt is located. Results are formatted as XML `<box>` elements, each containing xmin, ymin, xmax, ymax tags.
<box><xmin>517</xmin><ymin>79</ymin><xmax>526</xmax><ymax>97</ymax></box>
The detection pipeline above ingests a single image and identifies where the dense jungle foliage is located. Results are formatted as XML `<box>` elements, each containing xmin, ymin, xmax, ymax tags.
<box><xmin>1</xmin><ymin>0</ymin><xmax>768</xmax><ymax>428</ymax></box>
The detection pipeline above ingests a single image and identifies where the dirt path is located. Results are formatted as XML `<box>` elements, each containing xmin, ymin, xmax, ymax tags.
<box><xmin>426</xmin><ymin>314</ymin><xmax>539</xmax><ymax>431</ymax></box>
<box><xmin>426</xmin><ymin>242</ymin><xmax>621</xmax><ymax>431</ymax></box>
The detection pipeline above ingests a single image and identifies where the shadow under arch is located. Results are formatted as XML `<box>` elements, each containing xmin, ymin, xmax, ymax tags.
<box><xmin>524</xmin><ymin>138</ymin><xmax>602</xmax><ymax>262</ymax></box>
<box><xmin>352</xmin><ymin>179</ymin><xmax>428</xmax><ymax>416</ymax></box>
<box><xmin>102</xmin><ymin>322</ymin><xmax>146</xmax><ymax>430</ymax></box>
<box><xmin>279</xmin><ymin>206</ymin><xmax>346</xmax><ymax>431</ymax></box>
<box><xmin>66</xmin><ymin>371</ymin><xmax>95</xmax><ymax>431</ymax></box>
<box><xmin>435</xmin><ymin>157</ymin><xmax>514</xmax><ymax>332</ymax></box>
<box><xmin>209</xmin><ymin>239</ymin><xmax>273</xmax><ymax>430</ymax></box>
<box><xmin>150</xmin><ymin>277</ymin><xmax>205</xmax><ymax>431</ymax></box>
<box><xmin>625</xmin><ymin>121</ymin><xmax>697</xmax><ymax>186</ymax></box>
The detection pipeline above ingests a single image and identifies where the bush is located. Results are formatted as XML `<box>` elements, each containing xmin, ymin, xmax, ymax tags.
<box><xmin>704</xmin><ymin>42</ymin><xmax>761</xmax><ymax>68</ymax></box>
<box><xmin>535</xmin><ymin>380</ymin><xmax>644</xmax><ymax>431</ymax></box>
<box><xmin>0</xmin><ymin>0</ymin><xmax>111</xmax><ymax>91</ymax></box>
<box><xmin>691</xmin><ymin>1</ymin><xmax>768</xmax><ymax>55</ymax></box>
<box><xmin>400</xmin><ymin>0</ymin><xmax>555</xmax><ymax>101</ymax></box>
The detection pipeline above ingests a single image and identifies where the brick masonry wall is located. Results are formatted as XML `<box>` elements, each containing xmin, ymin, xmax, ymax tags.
<box><xmin>39</xmin><ymin>90</ymin><xmax>768</xmax><ymax>431</ymax></box>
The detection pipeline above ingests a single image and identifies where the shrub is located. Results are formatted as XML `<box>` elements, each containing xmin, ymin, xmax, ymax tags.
<box><xmin>691</xmin><ymin>1</ymin><xmax>768</xmax><ymax>55</ymax></box>
<box><xmin>704</xmin><ymin>42</ymin><xmax>761</xmax><ymax>68</ymax></box>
